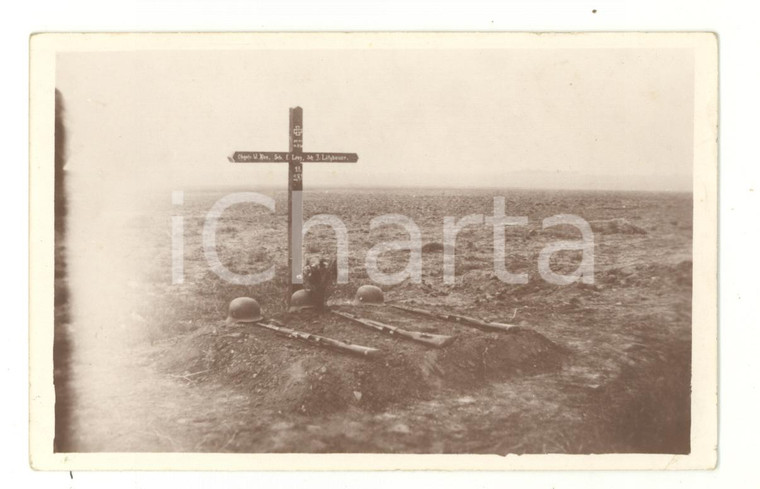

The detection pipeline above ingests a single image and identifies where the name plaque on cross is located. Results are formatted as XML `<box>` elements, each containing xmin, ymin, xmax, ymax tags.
<box><xmin>229</xmin><ymin>152</ymin><xmax>359</xmax><ymax>163</ymax></box>
<box><xmin>228</xmin><ymin>107</ymin><xmax>359</xmax><ymax>304</ymax></box>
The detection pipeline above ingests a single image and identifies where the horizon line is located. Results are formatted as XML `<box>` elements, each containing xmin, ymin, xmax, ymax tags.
<box><xmin>177</xmin><ymin>184</ymin><xmax>693</xmax><ymax>194</ymax></box>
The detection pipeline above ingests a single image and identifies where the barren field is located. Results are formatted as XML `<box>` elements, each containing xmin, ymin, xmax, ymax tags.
<box><xmin>56</xmin><ymin>188</ymin><xmax>692</xmax><ymax>454</ymax></box>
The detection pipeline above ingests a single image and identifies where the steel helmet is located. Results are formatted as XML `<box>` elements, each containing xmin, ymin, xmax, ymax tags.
<box><xmin>354</xmin><ymin>285</ymin><xmax>384</xmax><ymax>304</ymax></box>
<box><xmin>289</xmin><ymin>289</ymin><xmax>315</xmax><ymax>312</ymax></box>
<box><xmin>226</xmin><ymin>297</ymin><xmax>263</xmax><ymax>324</ymax></box>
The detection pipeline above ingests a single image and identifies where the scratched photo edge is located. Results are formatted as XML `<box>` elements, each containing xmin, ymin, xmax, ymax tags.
<box><xmin>28</xmin><ymin>32</ymin><xmax>718</xmax><ymax>471</ymax></box>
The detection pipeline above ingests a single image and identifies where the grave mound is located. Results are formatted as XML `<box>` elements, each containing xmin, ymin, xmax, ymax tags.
<box><xmin>157</xmin><ymin>305</ymin><xmax>568</xmax><ymax>415</ymax></box>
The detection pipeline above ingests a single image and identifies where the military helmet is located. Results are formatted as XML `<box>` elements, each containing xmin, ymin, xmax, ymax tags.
<box><xmin>289</xmin><ymin>289</ymin><xmax>315</xmax><ymax>312</ymax></box>
<box><xmin>226</xmin><ymin>297</ymin><xmax>263</xmax><ymax>324</ymax></box>
<box><xmin>354</xmin><ymin>285</ymin><xmax>384</xmax><ymax>304</ymax></box>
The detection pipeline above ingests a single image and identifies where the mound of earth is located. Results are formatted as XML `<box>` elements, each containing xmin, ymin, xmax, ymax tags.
<box><xmin>539</xmin><ymin>218</ymin><xmax>647</xmax><ymax>238</ymax></box>
<box><xmin>598</xmin><ymin>260</ymin><xmax>692</xmax><ymax>288</ymax></box>
<box><xmin>591</xmin><ymin>333</ymin><xmax>691</xmax><ymax>453</ymax></box>
<box><xmin>421</xmin><ymin>242</ymin><xmax>444</xmax><ymax>253</ymax></box>
<box><xmin>156</xmin><ymin>304</ymin><xmax>567</xmax><ymax>416</ymax></box>
<box><xmin>590</xmin><ymin>218</ymin><xmax>647</xmax><ymax>235</ymax></box>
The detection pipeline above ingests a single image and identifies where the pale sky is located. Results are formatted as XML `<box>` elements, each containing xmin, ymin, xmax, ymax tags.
<box><xmin>57</xmin><ymin>47</ymin><xmax>694</xmax><ymax>192</ymax></box>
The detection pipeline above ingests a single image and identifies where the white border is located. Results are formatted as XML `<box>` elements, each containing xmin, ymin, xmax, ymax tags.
<box><xmin>28</xmin><ymin>32</ymin><xmax>718</xmax><ymax>472</ymax></box>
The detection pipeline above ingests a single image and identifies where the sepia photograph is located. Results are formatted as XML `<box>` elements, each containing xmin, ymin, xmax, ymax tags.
<box><xmin>29</xmin><ymin>32</ymin><xmax>718</xmax><ymax>470</ymax></box>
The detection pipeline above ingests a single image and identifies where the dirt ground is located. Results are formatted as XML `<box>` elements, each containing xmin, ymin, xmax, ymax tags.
<box><xmin>55</xmin><ymin>188</ymin><xmax>692</xmax><ymax>454</ymax></box>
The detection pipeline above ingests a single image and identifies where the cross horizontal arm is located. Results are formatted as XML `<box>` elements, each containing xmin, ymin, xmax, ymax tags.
<box><xmin>229</xmin><ymin>151</ymin><xmax>358</xmax><ymax>163</ymax></box>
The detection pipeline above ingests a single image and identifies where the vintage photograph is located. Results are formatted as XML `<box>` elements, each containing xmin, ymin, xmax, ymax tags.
<box><xmin>29</xmin><ymin>33</ymin><xmax>717</xmax><ymax>469</ymax></box>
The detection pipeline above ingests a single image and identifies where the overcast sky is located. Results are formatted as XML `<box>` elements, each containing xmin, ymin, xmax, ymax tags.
<box><xmin>57</xmin><ymin>47</ymin><xmax>694</xmax><ymax>192</ymax></box>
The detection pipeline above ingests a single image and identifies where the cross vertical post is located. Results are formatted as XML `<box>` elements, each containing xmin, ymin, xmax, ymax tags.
<box><xmin>288</xmin><ymin>107</ymin><xmax>304</xmax><ymax>303</ymax></box>
<box><xmin>229</xmin><ymin>107</ymin><xmax>357</xmax><ymax>308</ymax></box>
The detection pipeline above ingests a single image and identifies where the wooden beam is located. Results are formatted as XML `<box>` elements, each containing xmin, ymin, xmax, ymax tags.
<box><xmin>288</xmin><ymin>107</ymin><xmax>304</xmax><ymax>303</ymax></box>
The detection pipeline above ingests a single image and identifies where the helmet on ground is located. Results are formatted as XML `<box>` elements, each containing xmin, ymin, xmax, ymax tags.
<box><xmin>226</xmin><ymin>297</ymin><xmax>263</xmax><ymax>324</ymax></box>
<box><xmin>289</xmin><ymin>289</ymin><xmax>315</xmax><ymax>312</ymax></box>
<box><xmin>354</xmin><ymin>285</ymin><xmax>384</xmax><ymax>304</ymax></box>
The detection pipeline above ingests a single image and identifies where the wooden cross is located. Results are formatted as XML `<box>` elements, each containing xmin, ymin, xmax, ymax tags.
<box><xmin>228</xmin><ymin>107</ymin><xmax>359</xmax><ymax>303</ymax></box>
